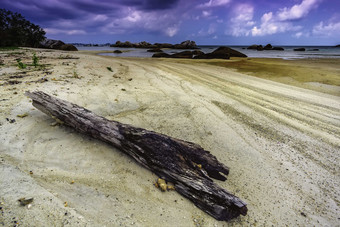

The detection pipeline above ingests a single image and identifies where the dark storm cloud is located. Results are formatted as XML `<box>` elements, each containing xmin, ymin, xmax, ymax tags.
<box><xmin>141</xmin><ymin>0</ymin><xmax>180</xmax><ymax>10</ymax></box>
<box><xmin>1</xmin><ymin>0</ymin><xmax>337</xmax><ymax>44</ymax></box>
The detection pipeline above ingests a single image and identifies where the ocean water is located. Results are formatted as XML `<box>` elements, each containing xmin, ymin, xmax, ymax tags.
<box><xmin>76</xmin><ymin>45</ymin><xmax>340</xmax><ymax>59</ymax></box>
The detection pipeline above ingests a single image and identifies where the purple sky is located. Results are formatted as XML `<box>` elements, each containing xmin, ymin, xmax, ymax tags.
<box><xmin>2</xmin><ymin>0</ymin><xmax>340</xmax><ymax>45</ymax></box>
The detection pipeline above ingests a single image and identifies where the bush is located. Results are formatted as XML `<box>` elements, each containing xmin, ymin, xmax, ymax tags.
<box><xmin>32</xmin><ymin>53</ymin><xmax>39</xmax><ymax>67</ymax></box>
<box><xmin>16</xmin><ymin>59</ymin><xmax>27</xmax><ymax>69</ymax></box>
<box><xmin>0</xmin><ymin>9</ymin><xmax>46</xmax><ymax>47</ymax></box>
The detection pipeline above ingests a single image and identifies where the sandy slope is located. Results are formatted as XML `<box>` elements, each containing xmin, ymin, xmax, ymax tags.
<box><xmin>1</xmin><ymin>49</ymin><xmax>339</xmax><ymax>226</ymax></box>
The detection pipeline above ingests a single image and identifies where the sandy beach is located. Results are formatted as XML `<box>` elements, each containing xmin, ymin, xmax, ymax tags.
<box><xmin>1</xmin><ymin>48</ymin><xmax>339</xmax><ymax>226</ymax></box>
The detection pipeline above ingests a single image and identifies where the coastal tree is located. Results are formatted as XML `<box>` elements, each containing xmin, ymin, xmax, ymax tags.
<box><xmin>0</xmin><ymin>9</ymin><xmax>46</xmax><ymax>47</ymax></box>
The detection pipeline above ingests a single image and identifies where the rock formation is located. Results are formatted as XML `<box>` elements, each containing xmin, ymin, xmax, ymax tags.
<box><xmin>39</xmin><ymin>39</ymin><xmax>78</xmax><ymax>51</ymax></box>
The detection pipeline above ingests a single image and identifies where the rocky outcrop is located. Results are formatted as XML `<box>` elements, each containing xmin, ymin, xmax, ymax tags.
<box><xmin>60</xmin><ymin>44</ymin><xmax>78</xmax><ymax>51</ymax></box>
<box><xmin>152</xmin><ymin>47</ymin><xmax>246</xmax><ymax>59</ymax></box>
<box><xmin>294</xmin><ymin>48</ymin><xmax>305</xmax><ymax>51</ymax></box>
<box><xmin>248</xmin><ymin>44</ymin><xmax>284</xmax><ymax>51</ymax></box>
<box><xmin>194</xmin><ymin>52</ymin><xmax>230</xmax><ymax>59</ymax></box>
<box><xmin>152</xmin><ymin>53</ymin><xmax>171</xmax><ymax>58</ymax></box>
<box><xmin>39</xmin><ymin>39</ymin><xmax>78</xmax><ymax>51</ymax></box>
<box><xmin>263</xmin><ymin>44</ymin><xmax>272</xmax><ymax>50</ymax></box>
<box><xmin>192</xmin><ymin>50</ymin><xmax>204</xmax><ymax>56</ymax></box>
<box><xmin>111</xmin><ymin>40</ymin><xmax>198</xmax><ymax>49</ymax></box>
<box><xmin>154</xmin><ymin>43</ymin><xmax>173</xmax><ymax>48</ymax></box>
<box><xmin>211</xmin><ymin>46</ymin><xmax>247</xmax><ymax>58</ymax></box>
<box><xmin>247</xmin><ymin>44</ymin><xmax>262</xmax><ymax>50</ymax></box>
<box><xmin>170</xmin><ymin>51</ymin><xmax>194</xmax><ymax>58</ymax></box>
<box><xmin>173</xmin><ymin>40</ymin><xmax>198</xmax><ymax>49</ymax></box>
<box><xmin>113</xmin><ymin>50</ymin><xmax>122</xmax><ymax>53</ymax></box>
<box><xmin>335</xmin><ymin>44</ymin><xmax>340</xmax><ymax>47</ymax></box>
<box><xmin>147</xmin><ymin>48</ymin><xmax>163</xmax><ymax>52</ymax></box>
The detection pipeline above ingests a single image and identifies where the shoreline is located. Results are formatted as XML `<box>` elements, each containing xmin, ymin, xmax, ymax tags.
<box><xmin>1</xmin><ymin>48</ymin><xmax>339</xmax><ymax>226</ymax></box>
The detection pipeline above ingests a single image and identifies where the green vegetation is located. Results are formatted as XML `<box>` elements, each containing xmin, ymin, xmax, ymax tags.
<box><xmin>72</xmin><ymin>70</ymin><xmax>80</xmax><ymax>79</ymax></box>
<box><xmin>106</xmin><ymin>66</ymin><xmax>113</xmax><ymax>72</ymax></box>
<box><xmin>0</xmin><ymin>9</ymin><xmax>46</xmax><ymax>47</ymax></box>
<box><xmin>16</xmin><ymin>59</ymin><xmax>27</xmax><ymax>69</ymax></box>
<box><xmin>32</xmin><ymin>52</ymin><xmax>39</xmax><ymax>67</ymax></box>
<box><xmin>0</xmin><ymin>46</ymin><xmax>19</xmax><ymax>51</ymax></box>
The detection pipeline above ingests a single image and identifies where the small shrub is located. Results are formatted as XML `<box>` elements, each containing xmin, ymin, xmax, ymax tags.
<box><xmin>16</xmin><ymin>59</ymin><xmax>27</xmax><ymax>69</ymax></box>
<box><xmin>107</xmin><ymin>66</ymin><xmax>113</xmax><ymax>72</ymax></box>
<box><xmin>0</xmin><ymin>47</ymin><xmax>20</xmax><ymax>51</ymax></box>
<box><xmin>32</xmin><ymin>53</ymin><xmax>39</xmax><ymax>67</ymax></box>
<box><xmin>72</xmin><ymin>70</ymin><xmax>80</xmax><ymax>79</ymax></box>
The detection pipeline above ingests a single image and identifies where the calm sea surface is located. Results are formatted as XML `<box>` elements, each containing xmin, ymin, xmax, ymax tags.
<box><xmin>76</xmin><ymin>45</ymin><xmax>340</xmax><ymax>59</ymax></box>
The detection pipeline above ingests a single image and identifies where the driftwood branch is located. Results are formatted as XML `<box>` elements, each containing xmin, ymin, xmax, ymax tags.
<box><xmin>25</xmin><ymin>91</ymin><xmax>247</xmax><ymax>221</ymax></box>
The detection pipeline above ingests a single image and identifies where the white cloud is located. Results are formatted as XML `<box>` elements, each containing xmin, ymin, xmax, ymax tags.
<box><xmin>202</xmin><ymin>10</ymin><xmax>212</xmax><ymax>17</ymax></box>
<box><xmin>251</xmin><ymin>12</ymin><xmax>301</xmax><ymax>36</ymax></box>
<box><xmin>312</xmin><ymin>21</ymin><xmax>340</xmax><ymax>36</ymax></box>
<box><xmin>250</xmin><ymin>0</ymin><xmax>319</xmax><ymax>36</ymax></box>
<box><xmin>45</xmin><ymin>28</ymin><xmax>86</xmax><ymax>35</ymax></box>
<box><xmin>277</xmin><ymin>0</ymin><xmax>321</xmax><ymax>21</ymax></box>
<box><xmin>294</xmin><ymin>32</ymin><xmax>303</xmax><ymax>38</ymax></box>
<box><xmin>165</xmin><ymin>26</ymin><xmax>179</xmax><ymax>37</ymax></box>
<box><xmin>198</xmin><ymin>0</ymin><xmax>231</xmax><ymax>8</ymax></box>
<box><xmin>227</xmin><ymin>4</ymin><xmax>255</xmax><ymax>37</ymax></box>
<box><xmin>93</xmin><ymin>15</ymin><xmax>108</xmax><ymax>22</ymax></box>
<box><xmin>102</xmin><ymin>8</ymin><xmax>182</xmax><ymax>37</ymax></box>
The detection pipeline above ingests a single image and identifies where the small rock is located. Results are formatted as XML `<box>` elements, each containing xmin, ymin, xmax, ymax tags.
<box><xmin>6</xmin><ymin>118</ymin><xmax>16</xmax><ymax>123</ymax></box>
<box><xmin>18</xmin><ymin>197</ymin><xmax>33</xmax><ymax>206</ymax></box>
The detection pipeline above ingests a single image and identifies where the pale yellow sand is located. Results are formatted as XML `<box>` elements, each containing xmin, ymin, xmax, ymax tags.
<box><xmin>0</xmin><ymin>48</ymin><xmax>339</xmax><ymax>226</ymax></box>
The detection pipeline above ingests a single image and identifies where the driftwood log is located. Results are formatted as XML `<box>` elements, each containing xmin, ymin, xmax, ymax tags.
<box><xmin>25</xmin><ymin>91</ymin><xmax>247</xmax><ymax>221</ymax></box>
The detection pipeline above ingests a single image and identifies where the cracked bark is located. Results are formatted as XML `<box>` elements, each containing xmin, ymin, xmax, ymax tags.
<box><xmin>25</xmin><ymin>91</ymin><xmax>247</xmax><ymax>221</ymax></box>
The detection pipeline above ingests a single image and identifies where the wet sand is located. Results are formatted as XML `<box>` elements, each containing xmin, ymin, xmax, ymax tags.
<box><xmin>1</xmin><ymin>48</ymin><xmax>339</xmax><ymax>226</ymax></box>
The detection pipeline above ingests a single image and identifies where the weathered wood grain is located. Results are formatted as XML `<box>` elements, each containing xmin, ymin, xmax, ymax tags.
<box><xmin>25</xmin><ymin>91</ymin><xmax>247</xmax><ymax>221</ymax></box>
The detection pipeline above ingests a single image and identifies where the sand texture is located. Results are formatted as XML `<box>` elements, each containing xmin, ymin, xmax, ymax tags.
<box><xmin>1</xmin><ymin>48</ymin><xmax>339</xmax><ymax>226</ymax></box>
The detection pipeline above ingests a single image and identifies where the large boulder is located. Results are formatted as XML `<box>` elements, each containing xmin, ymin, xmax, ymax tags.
<box><xmin>154</xmin><ymin>43</ymin><xmax>174</xmax><ymax>48</ymax></box>
<box><xmin>194</xmin><ymin>47</ymin><xmax>247</xmax><ymax>59</ymax></box>
<box><xmin>192</xmin><ymin>50</ymin><xmax>204</xmax><ymax>56</ymax></box>
<box><xmin>134</xmin><ymin>41</ymin><xmax>152</xmax><ymax>48</ymax></box>
<box><xmin>111</xmin><ymin>41</ymin><xmax>133</xmax><ymax>48</ymax></box>
<box><xmin>147</xmin><ymin>48</ymin><xmax>163</xmax><ymax>52</ymax></box>
<box><xmin>39</xmin><ymin>39</ymin><xmax>78</xmax><ymax>51</ymax></box>
<box><xmin>170</xmin><ymin>51</ymin><xmax>194</xmax><ymax>58</ymax></box>
<box><xmin>60</xmin><ymin>44</ymin><xmax>78</xmax><ymax>51</ymax></box>
<box><xmin>247</xmin><ymin>44</ymin><xmax>263</xmax><ymax>51</ymax></box>
<box><xmin>194</xmin><ymin>52</ymin><xmax>230</xmax><ymax>59</ymax></box>
<box><xmin>174</xmin><ymin>40</ymin><xmax>198</xmax><ymax>49</ymax></box>
<box><xmin>263</xmin><ymin>44</ymin><xmax>272</xmax><ymax>50</ymax></box>
<box><xmin>212</xmin><ymin>46</ymin><xmax>247</xmax><ymax>58</ymax></box>
<box><xmin>39</xmin><ymin>39</ymin><xmax>65</xmax><ymax>49</ymax></box>
<box><xmin>152</xmin><ymin>53</ymin><xmax>170</xmax><ymax>58</ymax></box>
